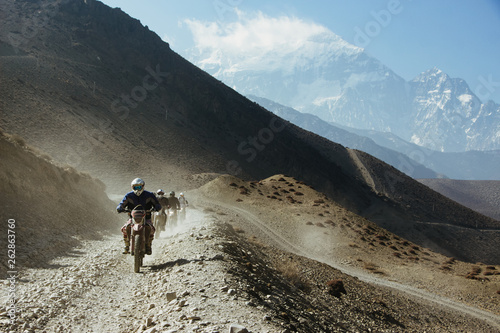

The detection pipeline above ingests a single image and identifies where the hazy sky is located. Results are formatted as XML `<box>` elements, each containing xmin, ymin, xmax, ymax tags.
<box><xmin>99</xmin><ymin>0</ymin><xmax>500</xmax><ymax>103</ymax></box>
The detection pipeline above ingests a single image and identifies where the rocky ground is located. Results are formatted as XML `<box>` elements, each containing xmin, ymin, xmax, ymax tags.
<box><xmin>2</xmin><ymin>198</ymin><xmax>499</xmax><ymax>333</ymax></box>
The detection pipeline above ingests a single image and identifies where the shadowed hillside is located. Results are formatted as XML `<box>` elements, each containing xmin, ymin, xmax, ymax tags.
<box><xmin>418</xmin><ymin>179</ymin><xmax>500</xmax><ymax>221</ymax></box>
<box><xmin>0</xmin><ymin>130</ymin><xmax>119</xmax><ymax>276</ymax></box>
<box><xmin>1</xmin><ymin>0</ymin><xmax>499</xmax><ymax>264</ymax></box>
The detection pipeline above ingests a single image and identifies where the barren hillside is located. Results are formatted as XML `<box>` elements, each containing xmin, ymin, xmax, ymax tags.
<box><xmin>418</xmin><ymin>179</ymin><xmax>500</xmax><ymax>221</ymax></box>
<box><xmin>0</xmin><ymin>129</ymin><xmax>119</xmax><ymax>277</ymax></box>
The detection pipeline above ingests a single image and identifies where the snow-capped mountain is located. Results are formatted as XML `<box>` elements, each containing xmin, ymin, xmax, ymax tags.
<box><xmin>409</xmin><ymin>68</ymin><xmax>500</xmax><ymax>152</ymax></box>
<box><xmin>186</xmin><ymin>29</ymin><xmax>500</xmax><ymax>153</ymax></box>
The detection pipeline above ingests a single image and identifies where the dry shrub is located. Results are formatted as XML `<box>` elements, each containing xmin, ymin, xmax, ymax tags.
<box><xmin>324</xmin><ymin>220</ymin><xmax>335</xmax><ymax>227</ymax></box>
<box><xmin>349</xmin><ymin>243</ymin><xmax>359</xmax><ymax>248</ymax></box>
<box><xmin>314</xmin><ymin>199</ymin><xmax>325</xmax><ymax>204</ymax></box>
<box><xmin>465</xmin><ymin>266</ymin><xmax>482</xmax><ymax>280</ymax></box>
<box><xmin>393</xmin><ymin>252</ymin><xmax>401</xmax><ymax>258</ymax></box>
<box><xmin>203</xmin><ymin>207</ymin><xmax>215</xmax><ymax>213</ymax></box>
<box><xmin>229</xmin><ymin>182</ymin><xmax>238</xmax><ymax>187</ymax></box>
<box><xmin>315</xmin><ymin>222</ymin><xmax>325</xmax><ymax>228</ymax></box>
<box><xmin>443</xmin><ymin>257</ymin><xmax>456</xmax><ymax>265</ymax></box>
<box><xmin>233</xmin><ymin>227</ymin><xmax>245</xmax><ymax>234</ymax></box>
<box><xmin>326</xmin><ymin>279</ymin><xmax>346</xmax><ymax>297</ymax></box>
<box><xmin>363</xmin><ymin>262</ymin><xmax>386</xmax><ymax>275</ymax></box>
<box><xmin>305</xmin><ymin>221</ymin><xmax>313</xmax><ymax>225</ymax></box>
<box><xmin>236</xmin><ymin>198</ymin><xmax>243</xmax><ymax>202</ymax></box>
<box><xmin>295</xmin><ymin>192</ymin><xmax>304</xmax><ymax>196</ymax></box>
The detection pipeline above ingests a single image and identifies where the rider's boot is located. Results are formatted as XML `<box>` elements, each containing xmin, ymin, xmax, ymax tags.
<box><xmin>145</xmin><ymin>225</ymin><xmax>153</xmax><ymax>255</ymax></box>
<box><xmin>122</xmin><ymin>239</ymin><xmax>130</xmax><ymax>254</ymax></box>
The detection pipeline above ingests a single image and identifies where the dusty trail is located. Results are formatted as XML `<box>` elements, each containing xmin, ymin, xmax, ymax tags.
<box><xmin>4</xmin><ymin>213</ymin><xmax>197</xmax><ymax>332</ymax></box>
<box><xmin>208</xmin><ymin>199</ymin><xmax>500</xmax><ymax>330</ymax></box>
<box><xmin>11</xmin><ymin>234</ymin><xmax>160</xmax><ymax>332</ymax></box>
<box><xmin>3</xmin><ymin>208</ymin><xmax>283</xmax><ymax>333</ymax></box>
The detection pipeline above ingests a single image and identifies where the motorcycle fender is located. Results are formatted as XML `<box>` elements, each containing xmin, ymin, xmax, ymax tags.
<box><xmin>132</xmin><ymin>224</ymin><xmax>144</xmax><ymax>233</ymax></box>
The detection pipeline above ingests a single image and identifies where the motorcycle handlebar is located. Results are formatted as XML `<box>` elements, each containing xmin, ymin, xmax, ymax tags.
<box><xmin>121</xmin><ymin>209</ymin><xmax>154</xmax><ymax>213</ymax></box>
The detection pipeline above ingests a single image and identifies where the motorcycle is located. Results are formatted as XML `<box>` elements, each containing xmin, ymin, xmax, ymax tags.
<box><xmin>179</xmin><ymin>206</ymin><xmax>187</xmax><ymax>222</ymax></box>
<box><xmin>153</xmin><ymin>209</ymin><xmax>167</xmax><ymax>239</ymax></box>
<box><xmin>124</xmin><ymin>206</ymin><xmax>151</xmax><ymax>273</ymax></box>
<box><xmin>168</xmin><ymin>207</ymin><xmax>179</xmax><ymax>231</ymax></box>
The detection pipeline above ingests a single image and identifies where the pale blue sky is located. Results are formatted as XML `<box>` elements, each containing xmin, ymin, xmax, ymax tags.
<box><xmin>99</xmin><ymin>0</ymin><xmax>500</xmax><ymax>103</ymax></box>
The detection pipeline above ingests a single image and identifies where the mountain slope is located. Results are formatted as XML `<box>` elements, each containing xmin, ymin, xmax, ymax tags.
<box><xmin>249</xmin><ymin>95</ymin><xmax>442</xmax><ymax>179</ymax></box>
<box><xmin>418</xmin><ymin>179</ymin><xmax>500</xmax><ymax>221</ymax></box>
<box><xmin>0</xmin><ymin>0</ymin><xmax>499</xmax><ymax>265</ymax></box>
<box><xmin>251</xmin><ymin>95</ymin><xmax>500</xmax><ymax>180</ymax></box>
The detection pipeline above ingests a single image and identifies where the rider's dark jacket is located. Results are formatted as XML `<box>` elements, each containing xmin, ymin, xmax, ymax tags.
<box><xmin>117</xmin><ymin>191</ymin><xmax>161</xmax><ymax>219</ymax></box>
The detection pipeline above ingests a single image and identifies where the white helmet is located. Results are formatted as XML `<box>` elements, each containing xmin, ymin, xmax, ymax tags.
<box><xmin>180</xmin><ymin>192</ymin><xmax>184</xmax><ymax>196</ymax></box>
<box><xmin>157</xmin><ymin>189</ymin><xmax>165</xmax><ymax>196</ymax></box>
<box><xmin>131</xmin><ymin>178</ymin><xmax>145</xmax><ymax>196</ymax></box>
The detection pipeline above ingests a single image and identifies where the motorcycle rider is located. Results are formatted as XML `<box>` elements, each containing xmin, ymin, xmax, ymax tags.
<box><xmin>168</xmin><ymin>191</ymin><xmax>180</xmax><ymax>211</ymax></box>
<box><xmin>154</xmin><ymin>189</ymin><xmax>169</xmax><ymax>232</ymax></box>
<box><xmin>156</xmin><ymin>189</ymin><xmax>170</xmax><ymax>214</ymax></box>
<box><xmin>168</xmin><ymin>191</ymin><xmax>180</xmax><ymax>226</ymax></box>
<box><xmin>117</xmin><ymin>178</ymin><xmax>161</xmax><ymax>255</ymax></box>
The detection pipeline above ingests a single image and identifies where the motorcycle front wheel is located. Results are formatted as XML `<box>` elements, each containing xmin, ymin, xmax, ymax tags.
<box><xmin>134</xmin><ymin>234</ymin><xmax>143</xmax><ymax>273</ymax></box>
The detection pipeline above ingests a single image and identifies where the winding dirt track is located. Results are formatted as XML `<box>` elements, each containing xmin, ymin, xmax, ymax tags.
<box><xmin>210</xmin><ymin>199</ymin><xmax>500</xmax><ymax>330</ymax></box>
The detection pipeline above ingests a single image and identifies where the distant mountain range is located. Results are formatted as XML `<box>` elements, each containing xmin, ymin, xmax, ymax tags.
<box><xmin>249</xmin><ymin>95</ymin><xmax>500</xmax><ymax>180</ymax></box>
<box><xmin>187</xmin><ymin>30</ymin><xmax>500</xmax><ymax>154</ymax></box>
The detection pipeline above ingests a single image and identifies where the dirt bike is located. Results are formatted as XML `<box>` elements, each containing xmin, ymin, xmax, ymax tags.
<box><xmin>153</xmin><ymin>209</ymin><xmax>167</xmax><ymax>239</ymax></box>
<box><xmin>124</xmin><ymin>206</ymin><xmax>152</xmax><ymax>273</ymax></box>
<box><xmin>179</xmin><ymin>206</ymin><xmax>187</xmax><ymax>222</ymax></box>
<box><xmin>168</xmin><ymin>208</ymin><xmax>179</xmax><ymax>230</ymax></box>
